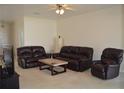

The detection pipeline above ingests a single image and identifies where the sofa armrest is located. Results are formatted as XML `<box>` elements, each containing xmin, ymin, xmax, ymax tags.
<box><xmin>18</xmin><ymin>55</ymin><xmax>24</xmax><ymax>59</ymax></box>
<box><xmin>79</xmin><ymin>58</ymin><xmax>90</xmax><ymax>62</ymax></box>
<box><xmin>52</xmin><ymin>53</ymin><xmax>60</xmax><ymax>58</ymax></box>
<box><xmin>17</xmin><ymin>57</ymin><xmax>27</xmax><ymax>68</ymax></box>
<box><xmin>105</xmin><ymin>64</ymin><xmax>120</xmax><ymax>73</ymax></box>
<box><xmin>92</xmin><ymin>60</ymin><xmax>102</xmax><ymax>64</ymax></box>
<box><xmin>46</xmin><ymin>53</ymin><xmax>51</xmax><ymax>58</ymax></box>
<box><xmin>79</xmin><ymin>58</ymin><xmax>92</xmax><ymax>65</ymax></box>
<box><xmin>79</xmin><ymin>58</ymin><xmax>92</xmax><ymax>69</ymax></box>
<box><xmin>107</xmin><ymin>64</ymin><xmax>120</xmax><ymax>68</ymax></box>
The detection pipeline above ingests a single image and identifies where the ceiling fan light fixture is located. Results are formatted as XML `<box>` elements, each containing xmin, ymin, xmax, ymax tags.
<box><xmin>55</xmin><ymin>4</ymin><xmax>65</xmax><ymax>15</ymax></box>
<box><xmin>56</xmin><ymin>8</ymin><xmax>64</xmax><ymax>15</ymax></box>
<box><xmin>60</xmin><ymin>9</ymin><xmax>64</xmax><ymax>15</ymax></box>
<box><xmin>56</xmin><ymin>9</ymin><xmax>60</xmax><ymax>14</ymax></box>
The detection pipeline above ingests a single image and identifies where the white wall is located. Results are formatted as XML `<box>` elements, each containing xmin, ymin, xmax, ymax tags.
<box><xmin>0</xmin><ymin>22</ymin><xmax>12</xmax><ymax>47</ymax></box>
<box><xmin>122</xmin><ymin>5</ymin><xmax>124</xmax><ymax>72</ymax></box>
<box><xmin>24</xmin><ymin>17</ymin><xmax>57</xmax><ymax>53</ymax></box>
<box><xmin>57</xmin><ymin>5</ymin><xmax>124</xmax><ymax>71</ymax></box>
<box><xmin>12</xmin><ymin>18</ymin><xmax>24</xmax><ymax>57</ymax></box>
<box><xmin>122</xmin><ymin>5</ymin><xmax>124</xmax><ymax>48</ymax></box>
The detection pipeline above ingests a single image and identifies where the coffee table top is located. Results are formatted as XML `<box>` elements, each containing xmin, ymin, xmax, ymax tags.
<box><xmin>39</xmin><ymin>58</ymin><xmax>68</xmax><ymax>66</ymax></box>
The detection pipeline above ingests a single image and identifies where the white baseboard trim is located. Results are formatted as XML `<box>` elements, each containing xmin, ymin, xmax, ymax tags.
<box><xmin>120</xmin><ymin>71</ymin><xmax>124</xmax><ymax>73</ymax></box>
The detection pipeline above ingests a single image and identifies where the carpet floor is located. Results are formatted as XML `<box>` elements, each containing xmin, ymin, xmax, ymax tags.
<box><xmin>15</xmin><ymin>62</ymin><xmax>124</xmax><ymax>89</ymax></box>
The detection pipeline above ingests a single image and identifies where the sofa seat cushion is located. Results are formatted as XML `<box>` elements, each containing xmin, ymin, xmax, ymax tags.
<box><xmin>60</xmin><ymin>53</ymin><xmax>87</xmax><ymax>60</ymax></box>
<box><xmin>55</xmin><ymin>56</ymin><xmax>70</xmax><ymax>61</ymax></box>
<box><xmin>102</xmin><ymin>59</ymin><xmax>117</xmax><ymax>65</ymax></box>
<box><xmin>33</xmin><ymin>52</ymin><xmax>46</xmax><ymax>58</ymax></box>
<box><xmin>26</xmin><ymin>58</ymin><xmax>39</xmax><ymax>63</ymax></box>
<box><xmin>68</xmin><ymin>59</ymin><xmax>79</xmax><ymax>65</ymax></box>
<box><xmin>68</xmin><ymin>59</ymin><xmax>79</xmax><ymax>71</ymax></box>
<box><xmin>92</xmin><ymin>64</ymin><xmax>105</xmax><ymax>73</ymax></box>
<box><xmin>79</xmin><ymin>56</ymin><xmax>89</xmax><ymax>61</ymax></box>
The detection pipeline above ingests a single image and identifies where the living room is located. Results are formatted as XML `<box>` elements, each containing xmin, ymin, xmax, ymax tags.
<box><xmin>0</xmin><ymin>0</ymin><xmax>124</xmax><ymax>91</ymax></box>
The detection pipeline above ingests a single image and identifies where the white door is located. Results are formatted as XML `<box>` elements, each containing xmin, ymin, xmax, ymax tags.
<box><xmin>19</xmin><ymin>31</ymin><xmax>24</xmax><ymax>47</ymax></box>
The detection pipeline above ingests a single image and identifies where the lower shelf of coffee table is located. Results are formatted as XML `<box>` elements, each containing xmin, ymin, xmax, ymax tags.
<box><xmin>39</xmin><ymin>64</ymin><xmax>67</xmax><ymax>75</ymax></box>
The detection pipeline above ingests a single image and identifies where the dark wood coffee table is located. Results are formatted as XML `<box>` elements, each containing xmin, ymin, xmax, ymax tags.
<box><xmin>38</xmin><ymin>58</ymin><xmax>68</xmax><ymax>75</ymax></box>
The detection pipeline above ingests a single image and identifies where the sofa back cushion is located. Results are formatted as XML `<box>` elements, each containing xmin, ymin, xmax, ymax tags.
<box><xmin>78</xmin><ymin>47</ymin><xmax>93</xmax><ymax>58</ymax></box>
<box><xmin>60</xmin><ymin>46</ymin><xmax>93</xmax><ymax>60</ymax></box>
<box><xmin>32</xmin><ymin>46</ymin><xmax>46</xmax><ymax>58</ymax></box>
<box><xmin>60</xmin><ymin>46</ymin><xmax>72</xmax><ymax>54</ymax></box>
<box><xmin>17</xmin><ymin>47</ymin><xmax>32</xmax><ymax>58</ymax></box>
<box><xmin>101</xmin><ymin>48</ymin><xmax>124</xmax><ymax>64</ymax></box>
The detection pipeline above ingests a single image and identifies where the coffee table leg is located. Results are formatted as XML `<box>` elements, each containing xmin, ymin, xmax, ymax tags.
<box><xmin>39</xmin><ymin>65</ymin><xmax>42</xmax><ymax>70</ymax></box>
<box><xmin>39</xmin><ymin>63</ymin><xmax>44</xmax><ymax>70</ymax></box>
<box><xmin>64</xmin><ymin>65</ymin><xmax>67</xmax><ymax>72</ymax></box>
<box><xmin>51</xmin><ymin>66</ymin><xmax>54</xmax><ymax>75</ymax></box>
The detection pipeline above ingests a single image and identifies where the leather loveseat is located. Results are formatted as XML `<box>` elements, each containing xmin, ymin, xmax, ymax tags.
<box><xmin>17</xmin><ymin>46</ymin><xmax>51</xmax><ymax>68</ymax></box>
<box><xmin>53</xmin><ymin>46</ymin><xmax>93</xmax><ymax>71</ymax></box>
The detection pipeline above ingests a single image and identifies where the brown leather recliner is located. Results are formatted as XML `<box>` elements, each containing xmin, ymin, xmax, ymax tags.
<box><xmin>91</xmin><ymin>48</ymin><xmax>124</xmax><ymax>79</ymax></box>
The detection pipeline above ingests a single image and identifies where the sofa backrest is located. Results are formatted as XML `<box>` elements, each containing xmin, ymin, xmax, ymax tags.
<box><xmin>32</xmin><ymin>46</ymin><xmax>46</xmax><ymax>58</ymax></box>
<box><xmin>60</xmin><ymin>46</ymin><xmax>93</xmax><ymax>59</ymax></box>
<box><xmin>17</xmin><ymin>46</ymin><xmax>46</xmax><ymax>58</ymax></box>
<box><xmin>17</xmin><ymin>47</ymin><xmax>32</xmax><ymax>58</ymax></box>
<box><xmin>79</xmin><ymin>47</ymin><xmax>93</xmax><ymax>59</ymax></box>
<box><xmin>60</xmin><ymin>46</ymin><xmax>72</xmax><ymax>54</ymax></box>
<box><xmin>101</xmin><ymin>48</ymin><xmax>124</xmax><ymax>64</ymax></box>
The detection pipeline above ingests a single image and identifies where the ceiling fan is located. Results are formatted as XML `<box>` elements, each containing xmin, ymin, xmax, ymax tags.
<box><xmin>49</xmin><ymin>4</ymin><xmax>74</xmax><ymax>15</ymax></box>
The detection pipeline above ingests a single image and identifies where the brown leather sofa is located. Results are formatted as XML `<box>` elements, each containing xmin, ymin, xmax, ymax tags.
<box><xmin>91</xmin><ymin>48</ymin><xmax>124</xmax><ymax>79</ymax></box>
<box><xmin>17</xmin><ymin>46</ymin><xmax>51</xmax><ymax>68</ymax></box>
<box><xmin>53</xmin><ymin>46</ymin><xmax>93</xmax><ymax>71</ymax></box>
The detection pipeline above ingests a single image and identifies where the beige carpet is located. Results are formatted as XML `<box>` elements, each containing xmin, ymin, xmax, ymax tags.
<box><xmin>15</xmin><ymin>61</ymin><xmax>124</xmax><ymax>89</ymax></box>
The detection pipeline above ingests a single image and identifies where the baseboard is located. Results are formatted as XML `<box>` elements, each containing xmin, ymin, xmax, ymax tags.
<box><xmin>120</xmin><ymin>71</ymin><xmax>124</xmax><ymax>73</ymax></box>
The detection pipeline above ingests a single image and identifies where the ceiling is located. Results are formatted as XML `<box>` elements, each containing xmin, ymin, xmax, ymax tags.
<box><xmin>0</xmin><ymin>4</ymin><xmax>118</xmax><ymax>21</ymax></box>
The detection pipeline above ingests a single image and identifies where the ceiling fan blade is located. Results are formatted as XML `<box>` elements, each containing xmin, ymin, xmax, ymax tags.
<box><xmin>62</xmin><ymin>4</ymin><xmax>75</xmax><ymax>11</ymax></box>
<box><xmin>63</xmin><ymin>4</ymin><xmax>73</xmax><ymax>7</ymax></box>
<box><xmin>65</xmin><ymin>7</ymin><xmax>74</xmax><ymax>11</ymax></box>
<box><xmin>47</xmin><ymin>4</ymin><xmax>75</xmax><ymax>13</ymax></box>
<box><xmin>62</xmin><ymin>4</ymin><xmax>69</xmax><ymax>7</ymax></box>
<box><xmin>48</xmin><ymin>4</ymin><xmax>56</xmax><ymax>7</ymax></box>
<box><xmin>47</xmin><ymin>4</ymin><xmax>57</xmax><ymax>11</ymax></box>
<box><xmin>50</xmin><ymin>7</ymin><xmax>57</xmax><ymax>10</ymax></box>
<box><xmin>48</xmin><ymin>4</ymin><xmax>57</xmax><ymax>9</ymax></box>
